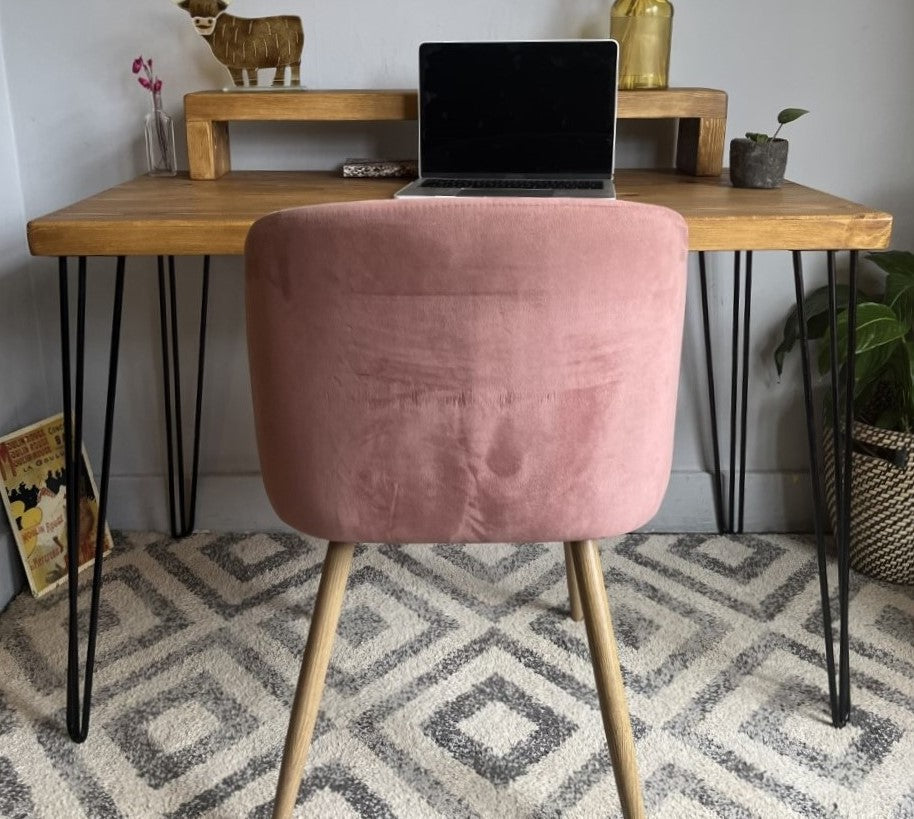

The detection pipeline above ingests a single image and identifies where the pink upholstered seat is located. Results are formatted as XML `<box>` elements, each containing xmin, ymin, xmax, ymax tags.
<box><xmin>245</xmin><ymin>198</ymin><xmax>688</xmax><ymax>819</ymax></box>
<box><xmin>246</xmin><ymin>198</ymin><xmax>688</xmax><ymax>544</ymax></box>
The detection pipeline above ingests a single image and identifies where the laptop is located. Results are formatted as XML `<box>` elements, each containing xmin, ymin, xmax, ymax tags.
<box><xmin>395</xmin><ymin>40</ymin><xmax>619</xmax><ymax>199</ymax></box>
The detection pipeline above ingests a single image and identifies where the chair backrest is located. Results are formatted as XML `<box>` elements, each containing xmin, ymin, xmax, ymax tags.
<box><xmin>245</xmin><ymin>198</ymin><xmax>688</xmax><ymax>544</ymax></box>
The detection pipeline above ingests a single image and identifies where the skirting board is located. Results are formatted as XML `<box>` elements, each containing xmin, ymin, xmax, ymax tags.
<box><xmin>0</xmin><ymin>531</ymin><xmax>25</xmax><ymax>610</ymax></box>
<box><xmin>103</xmin><ymin>471</ymin><xmax>818</xmax><ymax>535</ymax></box>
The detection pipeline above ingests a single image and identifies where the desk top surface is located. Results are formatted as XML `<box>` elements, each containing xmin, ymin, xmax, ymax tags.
<box><xmin>27</xmin><ymin>169</ymin><xmax>893</xmax><ymax>256</ymax></box>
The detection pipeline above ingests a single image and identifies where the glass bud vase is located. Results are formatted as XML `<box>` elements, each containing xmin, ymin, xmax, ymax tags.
<box><xmin>610</xmin><ymin>0</ymin><xmax>673</xmax><ymax>90</ymax></box>
<box><xmin>144</xmin><ymin>100</ymin><xmax>177</xmax><ymax>177</ymax></box>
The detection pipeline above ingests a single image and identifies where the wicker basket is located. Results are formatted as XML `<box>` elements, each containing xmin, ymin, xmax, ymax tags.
<box><xmin>824</xmin><ymin>420</ymin><xmax>914</xmax><ymax>584</ymax></box>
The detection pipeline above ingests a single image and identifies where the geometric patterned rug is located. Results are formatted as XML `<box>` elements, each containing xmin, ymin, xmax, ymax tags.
<box><xmin>0</xmin><ymin>532</ymin><xmax>912</xmax><ymax>818</ymax></box>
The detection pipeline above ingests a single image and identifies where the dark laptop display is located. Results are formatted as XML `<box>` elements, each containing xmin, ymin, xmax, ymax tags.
<box><xmin>421</xmin><ymin>40</ymin><xmax>617</xmax><ymax>179</ymax></box>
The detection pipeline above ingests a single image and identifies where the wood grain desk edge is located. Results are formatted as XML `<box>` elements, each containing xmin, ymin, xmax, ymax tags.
<box><xmin>26</xmin><ymin>171</ymin><xmax>893</xmax><ymax>257</ymax></box>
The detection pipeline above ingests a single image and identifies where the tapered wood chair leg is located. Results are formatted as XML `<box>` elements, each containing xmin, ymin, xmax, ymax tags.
<box><xmin>273</xmin><ymin>541</ymin><xmax>355</xmax><ymax>819</ymax></box>
<box><xmin>570</xmin><ymin>539</ymin><xmax>645</xmax><ymax>819</ymax></box>
<box><xmin>563</xmin><ymin>542</ymin><xmax>584</xmax><ymax>622</ymax></box>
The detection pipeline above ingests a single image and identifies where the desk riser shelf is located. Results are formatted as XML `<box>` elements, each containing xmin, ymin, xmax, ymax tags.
<box><xmin>184</xmin><ymin>88</ymin><xmax>728</xmax><ymax>181</ymax></box>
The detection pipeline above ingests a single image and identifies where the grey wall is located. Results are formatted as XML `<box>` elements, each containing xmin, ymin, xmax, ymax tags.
<box><xmin>1</xmin><ymin>1</ymin><xmax>913</xmax><ymax>607</ymax></box>
<box><xmin>0</xmin><ymin>8</ymin><xmax>47</xmax><ymax>608</ymax></box>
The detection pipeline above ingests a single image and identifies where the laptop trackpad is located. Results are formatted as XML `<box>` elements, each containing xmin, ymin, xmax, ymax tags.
<box><xmin>456</xmin><ymin>189</ymin><xmax>555</xmax><ymax>197</ymax></box>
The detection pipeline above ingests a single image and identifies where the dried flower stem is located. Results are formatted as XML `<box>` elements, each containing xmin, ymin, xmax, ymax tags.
<box><xmin>132</xmin><ymin>56</ymin><xmax>170</xmax><ymax>169</ymax></box>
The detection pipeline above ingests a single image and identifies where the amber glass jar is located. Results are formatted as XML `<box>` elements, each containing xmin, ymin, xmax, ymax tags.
<box><xmin>610</xmin><ymin>0</ymin><xmax>673</xmax><ymax>90</ymax></box>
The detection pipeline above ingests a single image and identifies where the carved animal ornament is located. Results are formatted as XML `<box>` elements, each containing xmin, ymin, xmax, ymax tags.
<box><xmin>172</xmin><ymin>0</ymin><xmax>304</xmax><ymax>87</ymax></box>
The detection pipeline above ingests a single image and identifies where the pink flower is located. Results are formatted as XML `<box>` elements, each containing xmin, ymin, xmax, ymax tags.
<box><xmin>130</xmin><ymin>56</ymin><xmax>164</xmax><ymax>106</ymax></box>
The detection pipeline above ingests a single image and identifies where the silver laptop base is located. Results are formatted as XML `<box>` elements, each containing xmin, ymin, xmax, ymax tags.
<box><xmin>395</xmin><ymin>179</ymin><xmax>615</xmax><ymax>199</ymax></box>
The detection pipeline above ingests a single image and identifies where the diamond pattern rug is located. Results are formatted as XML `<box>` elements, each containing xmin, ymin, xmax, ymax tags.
<box><xmin>0</xmin><ymin>532</ymin><xmax>912</xmax><ymax>818</ymax></box>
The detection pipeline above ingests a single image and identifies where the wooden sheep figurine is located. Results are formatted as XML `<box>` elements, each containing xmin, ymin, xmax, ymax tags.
<box><xmin>172</xmin><ymin>0</ymin><xmax>304</xmax><ymax>87</ymax></box>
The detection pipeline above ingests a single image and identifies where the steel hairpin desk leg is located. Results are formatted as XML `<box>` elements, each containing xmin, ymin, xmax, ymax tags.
<box><xmin>156</xmin><ymin>255</ymin><xmax>210</xmax><ymax>538</ymax></box>
<box><xmin>703</xmin><ymin>247</ymin><xmax>851</xmax><ymax>723</ymax></box>
<box><xmin>698</xmin><ymin>252</ymin><xmax>725</xmax><ymax>532</ymax></box>
<box><xmin>698</xmin><ymin>250</ymin><xmax>754</xmax><ymax>534</ymax></box>
<box><xmin>792</xmin><ymin>249</ymin><xmax>855</xmax><ymax>727</ymax></box>
<box><xmin>59</xmin><ymin>255</ymin><xmax>125</xmax><ymax>742</ymax></box>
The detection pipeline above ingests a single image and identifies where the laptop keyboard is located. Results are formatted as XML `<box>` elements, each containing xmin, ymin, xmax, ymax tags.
<box><xmin>421</xmin><ymin>179</ymin><xmax>603</xmax><ymax>190</ymax></box>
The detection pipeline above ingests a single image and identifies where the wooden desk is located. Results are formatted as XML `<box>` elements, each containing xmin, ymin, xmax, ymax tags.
<box><xmin>28</xmin><ymin>169</ymin><xmax>891</xmax><ymax>255</ymax></box>
<box><xmin>26</xmin><ymin>169</ymin><xmax>892</xmax><ymax>738</ymax></box>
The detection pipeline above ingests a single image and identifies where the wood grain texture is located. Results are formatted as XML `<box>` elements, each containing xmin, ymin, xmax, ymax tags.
<box><xmin>620</xmin><ymin>88</ymin><xmax>726</xmax><ymax>119</ymax></box>
<box><xmin>564</xmin><ymin>542</ymin><xmax>584</xmax><ymax>622</ymax></box>
<box><xmin>273</xmin><ymin>541</ymin><xmax>354</xmax><ymax>819</ymax></box>
<box><xmin>184</xmin><ymin>87</ymin><xmax>724</xmax><ymax>122</ymax></box>
<box><xmin>676</xmin><ymin>117</ymin><xmax>727</xmax><ymax>176</ymax></box>
<box><xmin>186</xmin><ymin>120</ymin><xmax>231</xmax><ymax>180</ymax></box>
<box><xmin>185</xmin><ymin>90</ymin><xmax>419</xmax><ymax>122</ymax></box>
<box><xmin>570</xmin><ymin>539</ymin><xmax>644</xmax><ymax>819</ymax></box>
<box><xmin>27</xmin><ymin>170</ymin><xmax>893</xmax><ymax>256</ymax></box>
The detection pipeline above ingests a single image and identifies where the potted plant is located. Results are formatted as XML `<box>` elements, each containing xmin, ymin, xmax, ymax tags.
<box><xmin>730</xmin><ymin>108</ymin><xmax>809</xmax><ymax>189</ymax></box>
<box><xmin>774</xmin><ymin>250</ymin><xmax>914</xmax><ymax>583</ymax></box>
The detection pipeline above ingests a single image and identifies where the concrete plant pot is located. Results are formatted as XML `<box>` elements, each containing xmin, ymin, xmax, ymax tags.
<box><xmin>729</xmin><ymin>138</ymin><xmax>789</xmax><ymax>189</ymax></box>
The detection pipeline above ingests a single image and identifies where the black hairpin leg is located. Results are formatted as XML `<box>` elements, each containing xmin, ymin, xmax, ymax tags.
<box><xmin>727</xmin><ymin>252</ymin><xmax>742</xmax><ymax>533</ymax></box>
<box><xmin>792</xmin><ymin>249</ymin><xmax>854</xmax><ymax>727</ymax></box>
<box><xmin>737</xmin><ymin>252</ymin><xmax>753</xmax><ymax>533</ymax></box>
<box><xmin>156</xmin><ymin>255</ymin><xmax>210</xmax><ymax>538</ymax></box>
<box><xmin>698</xmin><ymin>252</ymin><xmax>725</xmax><ymax>532</ymax></box>
<box><xmin>699</xmin><ymin>251</ymin><xmax>753</xmax><ymax>533</ymax></box>
<box><xmin>60</xmin><ymin>255</ymin><xmax>125</xmax><ymax>742</ymax></box>
<box><xmin>839</xmin><ymin>251</ymin><xmax>856</xmax><ymax>724</ymax></box>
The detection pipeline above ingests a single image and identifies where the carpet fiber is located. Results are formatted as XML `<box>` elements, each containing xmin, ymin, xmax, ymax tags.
<box><xmin>0</xmin><ymin>532</ymin><xmax>912</xmax><ymax>818</ymax></box>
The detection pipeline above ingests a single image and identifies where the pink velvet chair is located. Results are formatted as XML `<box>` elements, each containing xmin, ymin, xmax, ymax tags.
<box><xmin>245</xmin><ymin>198</ymin><xmax>688</xmax><ymax>819</ymax></box>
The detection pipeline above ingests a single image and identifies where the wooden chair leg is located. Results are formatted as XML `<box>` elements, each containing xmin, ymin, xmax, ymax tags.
<box><xmin>563</xmin><ymin>542</ymin><xmax>584</xmax><ymax>622</ymax></box>
<box><xmin>273</xmin><ymin>541</ymin><xmax>355</xmax><ymax>819</ymax></box>
<box><xmin>569</xmin><ymin>539</ymin><xmax>645</xmax><ymax>819</ymax></box>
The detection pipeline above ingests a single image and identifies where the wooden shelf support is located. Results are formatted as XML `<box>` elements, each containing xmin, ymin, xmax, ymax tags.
<box><xmin>184</xmin><ymin>87</ymin><xmax>727</xmax><ymax>180</ymax></box>
<box><xmin>621</xmin><ymin>88</ymin><xmax>728</xmax><ymax>177</ymax></box>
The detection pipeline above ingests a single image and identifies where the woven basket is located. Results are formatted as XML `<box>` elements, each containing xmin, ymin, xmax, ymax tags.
<box><xmin>824</xmin><ymin>420</ymin><xmax>914</xmax><ymax>584</ymax></box>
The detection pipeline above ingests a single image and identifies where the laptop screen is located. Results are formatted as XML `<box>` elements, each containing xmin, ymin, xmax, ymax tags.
<box><xmin>419</xmin><ymin>40</ymin><xmax>618</xmax><ymax>178</ymax></box>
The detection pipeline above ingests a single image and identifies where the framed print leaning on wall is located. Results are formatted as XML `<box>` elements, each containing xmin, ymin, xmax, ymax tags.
<box><xmin>0</xmin><ymin>414</ymin><xmax>113</xmax><ymax>598</ymax></box>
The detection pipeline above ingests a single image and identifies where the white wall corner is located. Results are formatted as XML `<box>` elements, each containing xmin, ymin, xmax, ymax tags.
<box><xmin>0</xmin><ymin>9</ymin><xmax>49</xmax><ymax>607</ymax></box>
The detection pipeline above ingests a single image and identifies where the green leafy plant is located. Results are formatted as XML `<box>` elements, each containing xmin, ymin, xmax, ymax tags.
<box><xmin>774</xmin><ymin>251</ymin><xmax>914</xmax><ymax>432</ymax></box>
<box><xmin>746</xmin><ymin>107</ymin><xmax>809</xmax><ymax>144</ymax></box>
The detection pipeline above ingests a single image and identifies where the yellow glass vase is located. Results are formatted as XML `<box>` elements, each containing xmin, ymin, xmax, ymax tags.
<box><xmin>610</xmin><ymin>0</ymin><xmax>673</xmax><ymax>90</ymax></box>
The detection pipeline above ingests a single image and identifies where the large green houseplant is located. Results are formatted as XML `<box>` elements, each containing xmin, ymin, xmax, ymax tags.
<box><xmin>775</xmin><ymin>251</ymin><xmax>914</xmax><ymax>430</ymax></box>
<box><xmin>774</xmin><ymin>250</ymin><xmax>914</xmax><ymax>583</ymax></box>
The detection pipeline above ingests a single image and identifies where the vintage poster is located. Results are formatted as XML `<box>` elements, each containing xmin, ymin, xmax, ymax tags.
<box><xmin>0</xmin><ymin>414</ymin><xmax>113</xmax><ymax>598</ymax></box>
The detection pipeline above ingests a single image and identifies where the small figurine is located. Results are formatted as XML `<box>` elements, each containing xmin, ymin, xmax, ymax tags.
<box><xmin>172</xmin><ymin>0</ymin><xmax>304</xmax><ymax>87</ymax></box>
